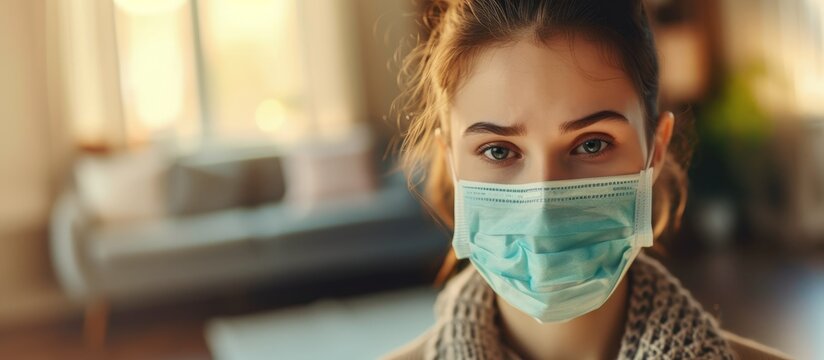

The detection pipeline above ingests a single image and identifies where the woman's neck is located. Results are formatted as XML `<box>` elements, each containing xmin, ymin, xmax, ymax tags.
<box><xmin>496</xmin><ymin>276</ymin><xmax>630</xmax><ymax>360</ymax></box>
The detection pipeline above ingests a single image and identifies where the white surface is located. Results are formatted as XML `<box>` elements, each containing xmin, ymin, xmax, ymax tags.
<box><xmin>206</xmin><ymin>286</ymin><xmax>437</xmax><ymax>360</ymax></box>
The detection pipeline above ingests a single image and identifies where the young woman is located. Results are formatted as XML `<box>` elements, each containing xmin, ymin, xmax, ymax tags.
<box><xmin>384</xmin><ymin>0</ymin><xmax>790</xmax><ymax>359</ymax></box>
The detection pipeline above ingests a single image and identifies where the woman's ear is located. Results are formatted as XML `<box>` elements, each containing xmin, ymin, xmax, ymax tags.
<box><xmin>435</xmin><ymin>127</ymin><xmax>459</xmax><ymax>183</ymax></box>
<box><xmin>434</xmin><ymin>127</ymin><xmax>448</xmax><ymax>151</ymax></box>
<box><xmin>652</xmin><ymin>111</ymin><xmax>675</xmax><ymax>181</ymax></box>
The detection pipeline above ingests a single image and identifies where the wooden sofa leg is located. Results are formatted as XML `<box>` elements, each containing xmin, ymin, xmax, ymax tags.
<box><xmin>84</xmin><ymin>298</ymin><xmax>109</xmax><ymax>351</ymax></box>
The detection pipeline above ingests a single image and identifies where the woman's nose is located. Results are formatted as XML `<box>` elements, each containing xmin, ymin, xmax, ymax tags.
<box><xmin>524</xmin><ymin>156</ymin><xmax>570</xmax><ymax>182</ymax></box>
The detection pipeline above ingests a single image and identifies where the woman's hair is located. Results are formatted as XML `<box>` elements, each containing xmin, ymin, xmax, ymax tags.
<box><xmin>393</xmin><ymin>0</ymin><xmax>692</xmax><ymax>284</ymax></box>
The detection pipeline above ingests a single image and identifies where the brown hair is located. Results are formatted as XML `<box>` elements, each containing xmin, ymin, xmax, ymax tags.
<box><xmin>393</xmin><ymin>0</ymin><xmax>691</xmax><ymax>285</ymax></box>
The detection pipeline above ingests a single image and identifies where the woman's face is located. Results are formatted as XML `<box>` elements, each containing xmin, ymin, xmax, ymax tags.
<box><xmin>448</xmin><ymin>36</ymin><xmax>662</xmax><ymax>184</ymax></box>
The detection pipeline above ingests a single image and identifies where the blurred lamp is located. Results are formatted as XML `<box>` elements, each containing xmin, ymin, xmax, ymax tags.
<box><xmin>657</xmin><ymin>24</ymin><xmax>709</xmax><ymax>103</ymax></box>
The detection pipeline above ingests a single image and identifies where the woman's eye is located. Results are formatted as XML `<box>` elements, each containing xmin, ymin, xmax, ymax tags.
<box><xmin>482</xmin><ymin>146</ymin><xmax>514</xmax><ymax>161</ymax></box>
<box><xmin>573</xmin><ymin>139</ymin><xmax>610</xmax><ymax>155</ymax></box>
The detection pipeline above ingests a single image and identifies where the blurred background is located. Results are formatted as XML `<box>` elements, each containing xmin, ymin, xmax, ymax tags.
<box><xmin>0</xmin><ymin>0</ymin><xmax>822</xmax><ymax>359</ymax></box>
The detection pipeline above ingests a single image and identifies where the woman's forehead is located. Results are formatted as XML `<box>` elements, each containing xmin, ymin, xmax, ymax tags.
<box><xmin>450</xmin><ymin>37</ymin><xmax>645</xmax><ymax>136</ymax></box>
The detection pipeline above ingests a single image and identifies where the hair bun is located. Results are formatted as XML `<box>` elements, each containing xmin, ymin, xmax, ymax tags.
<box><xmin>421</xmin><ymin>0</ymin><xmax>453</xmax><ymax>36</ymax></box>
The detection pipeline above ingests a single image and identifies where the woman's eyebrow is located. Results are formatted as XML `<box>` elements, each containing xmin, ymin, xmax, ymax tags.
<box><xmin>559</xmin><ymin>110</ymin><xmax>628</xmax><ymax>133</ymax></box>
<box><xmin>463</xmin><ymin>122</ymin><xmax>527</xmax><ymax>137</ymax></box>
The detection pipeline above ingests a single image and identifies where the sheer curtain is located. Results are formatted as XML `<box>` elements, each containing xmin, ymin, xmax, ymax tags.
<box><xmin>51</xmin><ymin>0</ymin><xmax>367</xmax><ymax>154</ymax></box>
<box><xmin>51</xmin><ymin>0</ymin><xmax>125</xmax><ymax>151</ymax></box>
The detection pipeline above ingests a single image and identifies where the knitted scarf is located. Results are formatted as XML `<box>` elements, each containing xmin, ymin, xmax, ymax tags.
<box><xmin>423</xmin><ymin>253</ymin><xmax>735</xmax><ymax>359</ymax></box>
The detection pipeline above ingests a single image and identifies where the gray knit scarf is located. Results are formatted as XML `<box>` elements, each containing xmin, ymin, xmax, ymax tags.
<box><xmin>423</xmin><ymin>253</ymin><xmax>735</xmax><ymax>359</ymax></box>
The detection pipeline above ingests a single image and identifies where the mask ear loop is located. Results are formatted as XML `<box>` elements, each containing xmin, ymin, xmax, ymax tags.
<box><xmin>634</xmin><ymin>133</ymin><xmax>656</xmax><ymax>248</ymax></box>
<box><xmin>435</xmin><ymin>127</ymin><xmax>471</xmax><ymax>258</ymax></box>
<box><xmin>645</xmin><ymin>137</ymin><xmax>656</xmax><ymax>170</ymax></box>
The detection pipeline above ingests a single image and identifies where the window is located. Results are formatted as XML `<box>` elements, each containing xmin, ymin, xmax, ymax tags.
<box><xmin>102</xmin><ymin>0</ymin><xmax>363</xmax><ymax>152</ymax></box>
<box><xmin>113</xmin><ymin>0</ymin><xmax>201</xmax><ymax>149</ymax></box>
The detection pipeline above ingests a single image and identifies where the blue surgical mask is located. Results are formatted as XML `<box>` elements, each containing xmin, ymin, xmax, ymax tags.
<box><xmin>448</xmin><ymin>146</ymin><xmax>655</xmax><ymax>323</ymax></box>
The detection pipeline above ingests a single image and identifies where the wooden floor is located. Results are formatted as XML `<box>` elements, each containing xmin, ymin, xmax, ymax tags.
<box><xmin>0</xmin><ymin>302</ymin><xmax>212</xmax><ymax>360</ymax></box>
<box><xmin>0</xmin><ymin>248</ymin><xmax>820</xmax><ymax>359</ymax></box>
<box><xmin>0</xmin><ymin>269</ymin><xmax>434</xmax><ymax>360</ymax></box>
